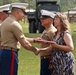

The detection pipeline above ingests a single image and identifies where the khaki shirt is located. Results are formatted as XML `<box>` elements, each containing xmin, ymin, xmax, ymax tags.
<box><xmin>40</xmin><ymin>25</ymin><xmax>57</xmax><ymax>56</ymax></box>
<box><xmin>0</xmin><ymin>20</ymin><xmax>2</xmax><ymax>25</ymax></box>
<box><xmin>1</xmin><ymin>15</ymin><xmax>25</xmax><ymax>50</ymax></box>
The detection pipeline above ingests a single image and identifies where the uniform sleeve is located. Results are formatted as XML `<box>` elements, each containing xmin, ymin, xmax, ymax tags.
<box><xmin>11</xmin><ymin>21</ymin><xmax>25</xmax><ymax>40</ymax></box>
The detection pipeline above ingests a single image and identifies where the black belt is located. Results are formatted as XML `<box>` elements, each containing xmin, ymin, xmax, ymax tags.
<box><xmin>40</xmin><ymin>55</ymin><xmax>51</xmax><ymax>59</ymax></box>
<box><xmin>1</xmin><ymin>46</ymin><xmax>19</xmax><ymax>52</ymax></box>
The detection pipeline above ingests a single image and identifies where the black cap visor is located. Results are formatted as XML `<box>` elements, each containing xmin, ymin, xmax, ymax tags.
<box><xmin>21</xmin><ymin>9</ymin><xmax>27</xmax><ymax>15</ymax></box>
<box><xmin>3</xmin><ymin>10</ymin><xmax>10</xmax><ymax>14</ymax></box>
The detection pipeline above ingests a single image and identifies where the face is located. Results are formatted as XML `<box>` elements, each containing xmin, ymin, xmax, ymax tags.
<box><xmin>17</xmin><ymin>9</ymin><xmax>25</xmax><ymax>21</ymax></box>
<box><xmin>3</xmin><ymin>13</ymin><xmax>9</xmax><ymax>20</ymax></box>
<box><xmin>0</xmin><ymin>12</ymin><xmax>9</xmax><ymax>21</ymax></box>
<box><xmin>41</xmin><ymin>17</ymin><xmax>52</xmax><ymax>27</ymax></box>
<box><xmin>0</xmin><ymin>12</ymin><xmax>2</xmax><ymax>20</ymax></box>
<box><xmin>54</xmin><ymin>16</ymin><xmax>61</xmax><ymax>28</ymax></box>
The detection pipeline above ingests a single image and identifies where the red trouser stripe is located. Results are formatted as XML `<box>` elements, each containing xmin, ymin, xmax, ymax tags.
<box><xmin>48</xmin><ymin>58</ymin><xmax>51</xmax><ymax>64</ymax></box>
<box><xmin>10</xmin><ymin>51</ymin><xmax>15</xmax><ymax>75</ymax></box>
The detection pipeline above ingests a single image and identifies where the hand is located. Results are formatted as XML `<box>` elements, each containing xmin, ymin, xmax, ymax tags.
<box><xmin>34</xmin><ymin>48</ymin><xmax>40</xmax><ymax>55</ymax></box>
<box><xmin>34</xmin><ymin>38</ymin><xmax>42</xmax><ymax>43</ymax></box>
<box><xmin>50</xmin><ymin>41</ymin><xmax>58</xmax><ymax>48</ymax></box>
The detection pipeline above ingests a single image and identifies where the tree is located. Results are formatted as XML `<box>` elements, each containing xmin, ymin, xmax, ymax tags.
<box><xmin>19</xmin><ymin>0</ymin><xmax>25</xmax><ymax>2</ymax></box>
<box><xmin>3</xmin><ymin>0</ymin><xmax>11</xmax><ymax>5</ymax></box>
<box><xmin>0</xmin><ymin>0</ymin><xmax>3</xmax><ymax>5</ymax></box>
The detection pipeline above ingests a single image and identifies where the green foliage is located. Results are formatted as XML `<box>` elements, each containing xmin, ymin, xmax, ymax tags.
<box><xmin>59</xmin><ymin>0</ymin><xmax>76</xmax><ymax>11</ymax></box>
<box><xmin>0</xmin><ymin>0</ymin><xmax>76</xmax><ymax>11</ymax></box>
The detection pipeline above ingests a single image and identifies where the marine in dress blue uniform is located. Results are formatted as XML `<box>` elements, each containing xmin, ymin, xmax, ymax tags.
<box><xmin>0</xmin><ymin>4</ymin><xmax>10</xmax><ymax>49</ymax></box>
<box><xmin>0</xmin><ymin>4</ymin><xmax>11</xmax><ymax>75</ymax></box>
<box><xmin>0</xmin><ymin>3</ymin><xmax>38</xmax><ymax>75</ymax></box>
<box><xmin>40</xmin><ymin>10</ymin><xmax>56</xmax><ymax>75</ymax></box>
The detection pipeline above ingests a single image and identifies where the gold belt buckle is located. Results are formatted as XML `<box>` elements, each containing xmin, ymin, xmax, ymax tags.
<box><xmin>44</xmin><ymin>56</ymin><xmax>46</xmax><ymax>59</ymax></box>
<box><xmin>41</xmin><ymin>55</ymin><xmax>50</xmax><ymax>59</ymax></box>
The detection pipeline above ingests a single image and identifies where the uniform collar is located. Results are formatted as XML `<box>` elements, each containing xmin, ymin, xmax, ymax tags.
<box><xmin>9</xmin><ymin>15</ymin><xmax>17</xmax><ymax>21</ymax></box>
<box><xmin>0</xmin><ymin>20</ymin><xmax>2</xmax><ymax>25</ymax></box>
<box><xmin>45</xmin><ymin>24</ymin><xmax>53</xmax><ymax>31</ymax></box>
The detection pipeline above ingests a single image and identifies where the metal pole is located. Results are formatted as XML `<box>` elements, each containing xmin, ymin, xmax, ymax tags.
<box><xmin>36</xmin><ymin>0</ymin><xmax>38</xmax><ymax>20</ymax></box>
<box><xmin>68</xmin><ymin>9</ymin><xmax>70</xmax><ymax>22</ymax></box>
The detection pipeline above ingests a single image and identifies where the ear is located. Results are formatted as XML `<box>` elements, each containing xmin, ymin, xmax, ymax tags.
<box><xmin>16</xmin><ymin>9</ymin><xmax>19</xmax><ymax>14</ymax></box>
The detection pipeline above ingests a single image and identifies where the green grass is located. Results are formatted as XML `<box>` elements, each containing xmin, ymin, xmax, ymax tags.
<box><xmin>18</xmin><ymin>22</ymin><xmax>76</xmax><ymax>75</ymax></box>
<box><xmin>71</xmin><ymin>23</ymin><xmax>76</xmax><ymax>74</ymax></box>
<box><xmin>18</xmin><ymin>34</ymin><xmax>41</xmax><ymax>75</ymax></box>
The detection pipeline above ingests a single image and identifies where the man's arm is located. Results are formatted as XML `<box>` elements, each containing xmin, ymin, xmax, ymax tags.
<box><xmin>18</xmin><ymin>38</ymin><xmax>39</xmax><ymax>55</ymax></box>
<box><xmin>25</xmin><ymin>37</ymin><xmax>35</xmax><ymax>43</ymax></box>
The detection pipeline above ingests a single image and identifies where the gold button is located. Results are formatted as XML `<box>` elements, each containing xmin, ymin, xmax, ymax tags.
<box><xmin>44</xmin><ymin>57</ymin><xmax>46</xmax><ymax>59</ymax></box>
